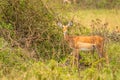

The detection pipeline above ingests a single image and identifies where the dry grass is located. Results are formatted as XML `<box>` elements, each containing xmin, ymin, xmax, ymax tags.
<box><xmin>62</xmin><ymin>9</ymin><xmax>120</xmax><ymax>31</ymax></box>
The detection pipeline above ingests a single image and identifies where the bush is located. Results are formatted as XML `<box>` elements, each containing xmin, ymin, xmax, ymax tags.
<box><xmin>0</xmin><ymin>0</ymin><xmax>69</xmax><ymax>60</ymax></box>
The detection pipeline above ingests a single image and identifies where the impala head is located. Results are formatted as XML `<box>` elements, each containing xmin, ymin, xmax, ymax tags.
<box><xmin>57</xmin><ymin>21</ymin><xmax>73</xmax><ymax>34</ymax></box>
<box><xmin>56</xmin><ymin>15</ymin><xmax>75</xmax><ymax>35</ymax></box>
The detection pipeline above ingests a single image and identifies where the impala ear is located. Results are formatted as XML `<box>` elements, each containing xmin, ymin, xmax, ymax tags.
<box><xmin>67</xmin><ymin>21</ymin><xmax>73</xmax><ymax>27</ymax></box>
<box><xmin>57</xmin><ymin>22</ymin><xmax>63</xmax><ymax>27</ymax></box>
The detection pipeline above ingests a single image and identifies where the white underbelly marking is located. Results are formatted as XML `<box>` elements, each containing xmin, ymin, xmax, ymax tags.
<box><xmin>80</xmin><ymin>48</ymin><xmax>92</xmax><ymax>51</ymax></box>
<box><xmin>78</xmin><ymin>42</ymin><xmax>96</xmax><ymax>51</ymax></box>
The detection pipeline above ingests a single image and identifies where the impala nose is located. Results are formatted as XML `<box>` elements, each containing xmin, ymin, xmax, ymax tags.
<box><xmin>63</xmin><ymin>26</ymin><xmax>67</xmax><ymax>33</ymax></box>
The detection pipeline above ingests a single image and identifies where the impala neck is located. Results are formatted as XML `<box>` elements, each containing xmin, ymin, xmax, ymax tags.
<box><xmin>63</xmin><ymin>31</ymin><xmax>69</xmax><ymax>41</ymax></box>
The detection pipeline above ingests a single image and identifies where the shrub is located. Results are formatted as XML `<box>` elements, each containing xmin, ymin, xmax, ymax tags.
<box><xmin>0</xmin><ymin>0</ymin><xmax>69</xmax><ymax>60</ymax></box>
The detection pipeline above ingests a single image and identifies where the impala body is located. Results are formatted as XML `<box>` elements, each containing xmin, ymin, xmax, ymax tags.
<box><xmin>77</xmin><ymin>42</ymin><xmax>96</xmax><ymax>51</ymax></box>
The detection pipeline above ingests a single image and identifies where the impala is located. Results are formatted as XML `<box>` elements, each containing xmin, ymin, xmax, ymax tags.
<box><xmin>57</xmin><ymin>20</ymin><xmax>109</xmax><ymax>66</ymax></box>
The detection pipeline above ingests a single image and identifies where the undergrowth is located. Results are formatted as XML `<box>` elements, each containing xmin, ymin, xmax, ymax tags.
<box><xmin>0</xmin><ymin>37</ymin><xmax>120</xmax><ymax>80</ymax></box>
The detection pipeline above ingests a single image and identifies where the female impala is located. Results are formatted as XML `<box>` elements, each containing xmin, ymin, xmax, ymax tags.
<box><xmin>57</xmin><ymin>21</ymin><xmax>109</xmax><ymax>66</ymax></box>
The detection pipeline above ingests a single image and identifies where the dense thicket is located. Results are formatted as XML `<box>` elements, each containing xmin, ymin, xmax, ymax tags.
<box><xmin>0</xmin><ymin>0</ymin><xmax>69</xmax><ymax>60</ymax></box>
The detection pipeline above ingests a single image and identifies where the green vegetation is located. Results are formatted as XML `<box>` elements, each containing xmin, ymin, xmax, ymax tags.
<box><xmin>0</xmin><ymin>38</ymin><xmax>120</xmax><ymax>80</ymax></box>
<box><xmin>0</xmin><ymin>0</ymin><xmax>120</xmax><ymax>80</ymax></box>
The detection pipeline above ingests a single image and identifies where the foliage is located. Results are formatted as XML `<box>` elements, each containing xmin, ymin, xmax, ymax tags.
<box><xmin>0</xmin><ymin>0</ymin><xmax>70</xmax><ymax>60</ymax></box>
<box><xmin>108</xmin><ymin>31</ymin><xmax>120</xmax><ymax>42</ymax></box>
<box><xmin>0</xmin><ymin>38</ymin><xmax>120</xmax><ymax>80</ymax></box>
<box><xmin>0</xmin><ymin>0</ymin><xmax>120</xmax><ymax>80</ymax></box>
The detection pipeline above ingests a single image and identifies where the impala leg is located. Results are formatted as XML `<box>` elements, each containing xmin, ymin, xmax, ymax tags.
<box><xmin>92</xmin><ymin>49</ymin><xmax>95</xmax><ymax>54</ymax></box>
<box><xmin>71</xmin><ymin>50</ymin><xmax>76</xmax><ymax>67</ymax></box>
<box><xmin>95</xmin><ymin>47</ymin><xmax>102</xmax><ymax>68</ymax></box>
<box><xmin>104</xmin><ymin>52</ymin><xmax>109</xmax><ymax>65</ymax></box>
<box><xmin>71</xmin><ymin>49</ymin><xmax>80</xmax><ymax>68</ymax></box>
<box><xmin>96</xmin><ymin>46</ymin><xmax>103</xmax><ymax>59</ymax></box>
<box><xmin>99</xmin><ymin>47</ymin><xmax>109</xmax><ymax>64</ymax></box>
<box><xmin>91</xmin><ymin>46</ymin><xmax>95</xmax><ymax>65</ymax></box>
<box><xmin>74</xmin><ymin>49</ymin><xmax>80</xmax><ymax>68</ymax></box>
<box><xmin>91</xmin><ymin>46</ymin><xmax>95</xmax><ymax>57</ymax></box>
<box><xmin>96</xmin><ymin>46</ymin><xmax>109</xmax><ymax>66</ymax></box>
<box><xmin>73</xmin><ymin>50</ymin><xmax>78</xmax><ymax>67</ymax></box>
<box><xmin>101</xmin><ymin>50</ymin><xmax>109</xmax><ymax>65</ymax></box>
<box><xmin>76</xmin><ymin>49</ymin><xmax>79</xmax><ymax>68</ymax></box>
